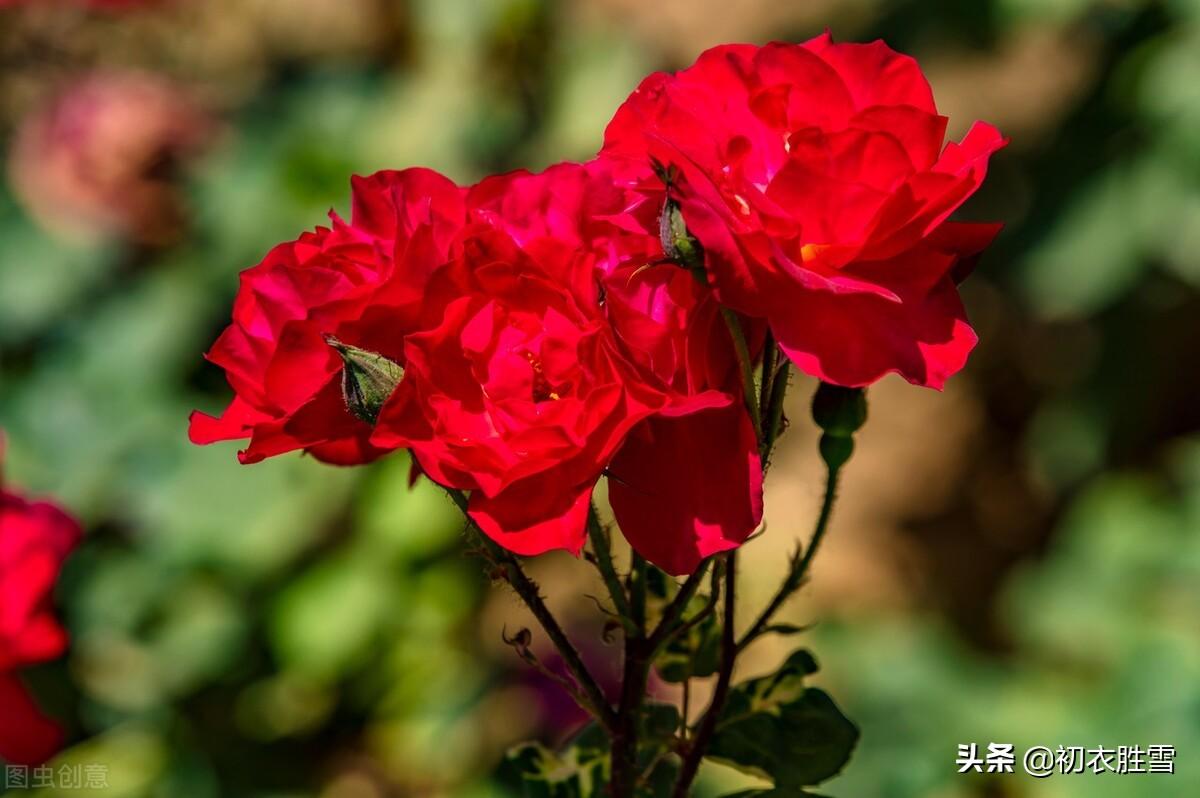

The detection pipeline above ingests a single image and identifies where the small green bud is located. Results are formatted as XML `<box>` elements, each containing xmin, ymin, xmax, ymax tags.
<box><xmin>818</xmin><ymin>433</ymin><xmax>855</xmax><ymax>471</ymax></box>
<box><xmin>660</xmin><ymin>198</ymin><xmax>703</xmax><ymax>269</ymax></box>
<box><xmin>325</xmin><ymin>335</ymin><xmax>404</xmax><ymax>424</ymax></box>
<box><xmin>811</xmin><ymin>382</ymin><xmax>867</xmax><ymax>438</ymax></box>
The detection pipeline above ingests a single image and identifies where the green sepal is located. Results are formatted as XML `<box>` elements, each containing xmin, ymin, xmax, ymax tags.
<box><xmin>325</xmin><ymin>336</ymin><xmax>404</xmax><ymax>424</ymax></box>
<box><xmin>659</xmin><ymin>199</ymin><xmax>704</xmax><ymax>272</ymax></box>
<box><xmin>811</xmin><ymin>383</ymin><xmax>867</xmax><ymax>438</ymax></box>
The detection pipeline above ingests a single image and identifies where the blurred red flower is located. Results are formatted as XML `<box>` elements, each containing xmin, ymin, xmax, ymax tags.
<box><xmin>189</xmin><ymin>168</ymin><xmax>467</xmax><ymax>465</ymax></box>
<box><xmin>600</xmin><ymin>33</ymin><xmax>1006</xmax><ymax>389</ymax></box>
<box><xmin>0</xmin><ymin>478</ymin><xmax>81</xmax><ymax>765</ymax></box>
<box><xmin>8</xmin><ymin>71</ymin><xmax>213</xmax><ymax>246</ymax></box>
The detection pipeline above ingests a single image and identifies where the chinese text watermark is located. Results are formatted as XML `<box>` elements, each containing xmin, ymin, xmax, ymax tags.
<box><xmin>3</xmin><ymin>764</ymin><xmax>110</xmax><ymax>790</ymax></box>
<box><xmin>956</xmin><ymin>743</ymin><xmax>1176</xmax><ymax>777</ymax></box>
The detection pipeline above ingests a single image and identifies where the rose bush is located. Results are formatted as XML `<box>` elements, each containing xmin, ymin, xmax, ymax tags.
<box><xmin>184</xmin><ymin>32</ymin><xmax>1002</xmax><ymax>796</ymax></box>
<box><xmin>0</xmin><ymin>482</ymin><xmax>80</xmax><ymax>765</ymax></box>
<box><xmin>599</xmin><ymin>33</ymin><xmax>1005</xmax><ymax>389</ymax></box>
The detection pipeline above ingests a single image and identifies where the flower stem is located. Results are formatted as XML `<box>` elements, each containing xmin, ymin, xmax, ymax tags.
<box><xmin>588</xmin><ymin>504</ymin><xmax>633</xmax><ymax>621</ymax></box>
<box><xmin>629</xmin><ymin>551</ymin><xmax>648</xmax><ymax>635</ymax></box>
<box><xmin>760</xmin><ymin>359</ymin><xmax>790</xmax><ymax>462</ymax></box>
<box><xmin>611</xmin><ymin>634</ymin><xmax>652</xmax><ymax>796</ymax></box>
<box><xmin>444</xmin><ymin>488</ymin><xmax>618</xmax><ymax>733</ymax></box>
<box><xmin>719</xmin><ymin>306</ymin><xmax>763</xmax><ymax>438</ymax></box>
<box><xmin>758</xmin><ymin>329</ymin><xmax>778</xmax><ymax>423</ymax></box>
<box><xmin>664</xmin><ymin>561</ymin><xmax>722</xmax><ymax>646</ymax></box>
<box><xmin>645</xmin><ymin>559</ymin><xmax>711</xmax><ymax>655</ymax></box>
<box><xmin>672</xmin><ymin>551</ymin><xmax>737</xmax><ymax>797</ymax></box>
<box><xmin>737</xmin><ymin>461</ymin><xmax>841</xmax><ymax>651</ymax></box>
<box><xmin>610</xmin><ymin>548</ymin><xmax>654</xmax><ymax>793</ymax></box>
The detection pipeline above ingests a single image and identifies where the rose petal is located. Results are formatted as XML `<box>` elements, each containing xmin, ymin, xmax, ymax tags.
<box><xmin>469</xmin><ymin>479</ymin><xmax>593</xmax><ymax>557</ymax></box>
<box><xmin>608</xmin><ymin>402</ymin><xmax>763</xmax><ymax>575</ymax></box>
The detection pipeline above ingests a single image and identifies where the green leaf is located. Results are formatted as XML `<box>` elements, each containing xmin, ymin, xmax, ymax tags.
<box><xmin>654</xmin><ymin>593</ymin><xmax>720</xmax><ymax>683</ymax></box>
<box><xmin>502</xmin><ymin>704</ymin><xmax>680</xmax><ymax>798</ymax></box>
<box><xmin>500</xmin><ymin>739</ymin><xmax>606</xmax><ymax>798</ymax></box>
<box><xmin>640</xmin><ymin>755</ymin><xmax>680</xmax><ymax>798</ymax></box>
<box><xmin>707</xmin><ymin>650</ymin><xmax>857</xmax><ymax>788</ymax></box>
<box><xmin>637</xmin><ymin>704</ymin><xmax>683</xmax><ymax>798</ymax></box>
<box><xmin>640</xmin><ymin>702</ymin><xmax>682</xmax><ymax>742</ymax></box>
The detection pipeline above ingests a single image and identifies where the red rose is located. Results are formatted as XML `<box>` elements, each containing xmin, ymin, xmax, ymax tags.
<box><xmin>0</xmin><ymin>481</ymin><xmax>81</xmax><ymax>764</ymax></box>
<box><xmin>372</xmin><ymin>162</ymin><xmax>762</xmax><ymax>573</ymax></box>
<box><xmin>600</xmin><ymin>34</ymin><xmax>1006</xmax><ymax>389</ymax></box>
<box><xmin>189</xmin><ymin>168</ymin><xmax>466</xmax><ymax>465</ymax></box>
<box><xmin>370</xmin><ymin>166</ymin><xmax>662</xmax><ymax>556</ymax></box>
<box><xmin>588</xmin><ymin>164</ymin><xmax>765</xmax><ymax>574</ymax></box>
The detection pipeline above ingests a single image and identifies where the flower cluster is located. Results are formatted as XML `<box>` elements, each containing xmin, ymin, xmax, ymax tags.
<box><xmin>0</xmin><ymin>471</ymin><xmax>80</xmax><ymax>765</ymax></box>
<box><xmin>192</xmin><ymin>35</ymin><xmax>1003</xmax><ymax>574</ymax></box>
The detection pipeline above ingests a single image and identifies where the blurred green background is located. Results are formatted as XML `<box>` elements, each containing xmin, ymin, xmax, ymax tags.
<box><xmin>1</xmin><ymin>0</ymin><xmax>1198</xmax><ymax>796</ymax></box>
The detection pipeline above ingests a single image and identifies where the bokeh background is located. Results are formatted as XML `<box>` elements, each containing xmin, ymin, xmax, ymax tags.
<box><xmin>1</xmin><ymin>0</ymin><xmax>1198</xmax><ymax>796</ymax></box>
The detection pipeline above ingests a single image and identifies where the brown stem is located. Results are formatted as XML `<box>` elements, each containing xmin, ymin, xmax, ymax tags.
<box><xmin>610</xmin><ymin>633</ymin><xmax>652</xmax><ymax>796</ymax></box>
<box><xmin>629</xmin><ymin>551</ymin><xmax>648</xmax><ymax>634</ymax></box>
<box><xmin>588</xmin><ymin>504</ymin><xmax>633</xmax><ymax>622</ymax></box>
<box><xmin>720</xmin><ymin>307</ymin><xmax>763</xmax><ymax>436</ymax></box>
<box><xmin>760</xmin><ymin>359</ymin><xmax>790</xmax><ymax>463</ymax></box>
<box><xmin>672</xmin><ymin>552</ymin><xmax>737</xmax><ymax>797</ymax></box>
<box><xmin>737</xmin><ymin>462</ymin><xmax>840</xmax><ymax>652</ymax></box>
<box><xmin>758</xmin><ymin>329</ymin><xmax>778</xmax><ymax>423</ymax></box>
<box><xmin>645</xmin><ymin>560</ymin><xmax>711</xmax><ymax>654</ymax></box>
<box><xmin>445</xmin><ymin>488</ymin><xmax>618</xmax><ymax>733</ymax></box>
<box><xmin>662</xmin><ymin>562</ymin><xmax>722</xmax><ymax>646</ymax></box>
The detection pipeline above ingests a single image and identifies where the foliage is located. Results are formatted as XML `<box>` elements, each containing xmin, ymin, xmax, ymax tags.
<box><xmin>708</xmin><ymin>651</ymin><xmax>857</xmax><ymax>790</ymax></box>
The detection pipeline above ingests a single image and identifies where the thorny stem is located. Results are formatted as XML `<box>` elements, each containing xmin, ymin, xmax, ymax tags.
<box><xmin>645</xmin><ymin>559</ymin><xmax>711</xmax><ymax>655</ymax></box>
<box><xmin>611</xmin><ymin>633</ymin><xmax>652</xmax><ymax>796</ymax></box>
<box><xmin>614</xmin><ymin>553</ymin><xmax>713</xmax><ymax>795</ymax></box>
<box><xmin>681</xmin><ymin>680</ymin><xmax>691</xmax><ymax>742</ymax></box>
<box><xmin>588</xmin><ymin>504</ymin><xmax>633</xmax><ymax>622</ymax></box>
<box><xmin>761</xmin><ymin>360</ymin><xmax>790</xmax><ymax>462</ymax></box>
<box><xmin>443</xmin><ymin>488</ymin><xmax>618</xmax><ymax>734</ymax></box>
<box><xmin>719</xmin><ymin>306</ymin><xmax>763</xmax><ymax>437</ymax></box>
<box><xmin>665</xmin><ymin>562</ymin><xmax>722</xmax><ymax>645</ymax></box>
<box><xmin>671</xmin><ymin>552</ymin><xmax>737</xmax><ymax>797</ymax></box>
<box><xmin>629</xmin><ymin>552</ymin><xmax>648</xmax><ymax>635</ymax></box>
<box><xmin>758</xmin><ymin>329</ymin><xmax>778</xmax><ymax>424</ymax></box>
<box><xmin>737</xmin><ymin>462</ymin><xmax>841</xmax><ymax>652</ymax></box>
<box><xmin>611</xmin><ymin>549</ymin><xmax>651</xmax><ymax>795</ymax></box>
